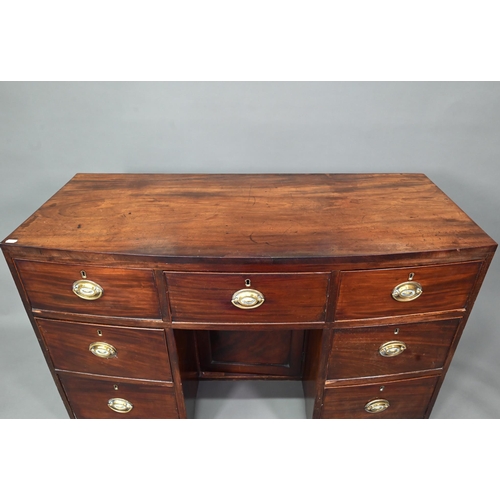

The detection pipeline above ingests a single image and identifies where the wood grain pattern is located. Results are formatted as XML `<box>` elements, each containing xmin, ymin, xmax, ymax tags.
<box><xmin>327</xmin><ymin>318</ymin><xmax>460</xmax><ymax>380</ymax></box>
<box><xmin>15</xmin><ymin>260</ymin><xmax>162</xmax><ymax>319</ymax></box>
<box><xmin>335</xmin><ymin>261</ymin><xmax>481</xmax><ymax>320</ymax></box>
<box><xmin>166</xmin><ymin>272</ymin><xmax>329</xmax><ymax>323</ymax></box>
<box><xmin>1</xmin><ymin>174</ymin><xmax>496</xmax><ymax>419</ymax></box>
<box><xmin>423</xmin><ymin>249</ymin><xmax>497</xmax><ymax>417</ymax></box>
<box><xmin>322</xmin><ymin>375</ymin><xmax>439</xmax><ymax>419</ymax></box>
<box><xmin>172</xmin><ymin>329</ymin><xmax>199</xmax><ymax>419</ymax></box>
<box><xmin>36</xmin><ymin>318</ymin><xmax>172</xmax><ymax>381</ymax></box>
<box><xmin>302</xmin><ymin>328</ymin><xmax>331</xmax><ymax>418</ymax></box>
<box><xmin>196</xmin><ymin>329</ymin><xmax>305</xmax><ymax>376</ymax></box>
<box><xmin>57</xmin><ymin>372</ymin><xmax>179</xmax><ymax>419</ymax></box>
<box><xmin>4</xmin><ymin>174</ymin><xmax>496</xmax><ymax>261</ymax></box>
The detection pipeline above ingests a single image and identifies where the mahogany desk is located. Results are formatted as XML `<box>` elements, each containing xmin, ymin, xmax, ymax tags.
<box><xmin>1</xmin><ymin>174</ymin><xmax>496</xmax><ymax>418</ymax></box>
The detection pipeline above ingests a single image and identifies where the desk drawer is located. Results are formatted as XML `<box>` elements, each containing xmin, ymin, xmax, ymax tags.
<box><xmin>327</xmin><ymin>318</ymin><xmax>460</xmax><ymax>379</ymax></box>
<box><xmin>322</xmin><ymin>376</ymin><xmax>439</xmax><ymax>419</ymax></box>
<box><xmin>16</xmin><ymin>260</ymin><xmax>161</xmax><ymax>319</ymax></box>
<box><xmin>165</xmin><ymin>272</ymin><xmax>330</xmax><ymax>323</ymax></box>
<box><xmin>58</xmin><ymin>372</ymin><xmax>179</xmax><ymax>419</ymax></box>
<box><xmin>335</xmin><ymin>262</ymin><xmax>481</xmax><ymax>320</ymax></box>
<box><xmin>36</xmin><ymin>318</ymin><xmax>172</xmax><ymax>381</ymax></box>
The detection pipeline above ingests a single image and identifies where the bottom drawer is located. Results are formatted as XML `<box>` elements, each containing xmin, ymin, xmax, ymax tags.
<box><xmin>322</xmin><ymin>376</ymin><xmax>439</xmax><ymax>419</ymax></box>
<box><xmin>58</xmin><ymin>372</ymin><xmax>179</xmax><ymax>419</ymax></box>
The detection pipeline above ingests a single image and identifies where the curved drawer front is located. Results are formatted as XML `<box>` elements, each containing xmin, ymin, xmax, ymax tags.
<box><xmin>165</xmin><ymin>272</ymin><xmax>330</xmax><ymax>323</ymax></box>
<box><xmin>16</xmin><ymin>260</ymin><xmax>161</xmax><ymax>319</ymax></box>
<box><xmin>36</xmin><ymin>318</ymin><xmax>172</xmax><ymax>381</ymax></box>
<box><xmin>335</xmin><ymin>261</ymin><xmax>481</xmax><ymax>320</ymax></box>
<box><xmin>322</xmin><ymin>376</ymin><xmax>439</xmax><ymax>419</ymax></box>
<box><xmin>57</xmin><ymin>372</ymin><xmax>179</xmax><ymax>419</ymax></box>
<box><xmin>327</xmin><ymin>318</ymin><xmax>460</xmax><ymax>380</ymax></box>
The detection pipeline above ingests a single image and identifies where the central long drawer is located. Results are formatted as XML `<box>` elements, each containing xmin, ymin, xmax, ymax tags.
<box><xmin>165</xmin><ymin>272</ymin><xmax>330</xmax><ymax>323</ymax></box>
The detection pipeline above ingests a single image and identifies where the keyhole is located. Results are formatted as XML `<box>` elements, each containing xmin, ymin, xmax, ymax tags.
<box><xmin>408</xmin><ymin>272</ymin><xmax>414</xmax><ymax>281</ymax></box>
<box><xmin>97</xmin><ymin>330</ymin><xmax>103</xmax><ymax>336</ymax></box>
<box><xmin>81</xmin><ymin>270</ymin><xmax>87</xmax><ymax>279</ymax></box>
<box><xmin>245</xmin><ymin>279</ymin><xmax>251</xmax><ymax>287</ymax></box>
<box><xmin>394</xmin><ymin>328</ymin><xmax>399</xmax><ymax>335</ymax></box>
<box><xmin>114</xmin><ymin>385</ymin><xmax>119</xmax><ymax>391</ymax></box>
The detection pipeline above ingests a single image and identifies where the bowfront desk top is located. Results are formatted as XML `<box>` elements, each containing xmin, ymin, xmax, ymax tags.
<box><xmin>1</xmin><ymin>174</ymin><xmax>497</xmax><ymax>418</ymax></box>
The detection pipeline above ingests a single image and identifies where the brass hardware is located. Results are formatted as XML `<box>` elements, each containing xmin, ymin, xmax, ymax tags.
<box><xmin>113</xmin><ymin>384</ymin><xmax>119</xmax><ymax>390</ymax></box>
<box><xmin>72</xmin><ymin>279</ymin><xmax>103</xmax><ymax>300</ymax></box>
<box><xmin>245</xmin><ymin>279</ymin><xmax>251</xmax><ymax>287</ymax></box>
<box><xmin>89</xmin><ymin>341</ymin><xmax>117</xmax><ymax>359</ymax></box>
<box><xmin>108</xmin><ymin>398</ymin><xmax>133</xmax><ymax>413</ymax></box>
<box><xmin>365</xmin><ymin>398</ymin><xmax>390</xmax><ymax>413</ymax></box>
<box><xmin>392</xmin><ymin>281</ymin><xmax>422</xmax><ymax>302</ymax></box>
<box><xmin>379</xmin><ymin>340</ymin><xmax>407</xmax><ymax>357</ymax></box>
<box><xmin>380</xmin><ymin>386</ymin><xmax>385</xmax><ymax>392</ymax></box>
<box><xmin>80</xmin><ymin>270</ymin><xmax>87</xmax><ymax>279</ymax></box>
<box><xmin>231</xmin><ymin>288</ymin><xmax>265</xmax><ymax>309</ymax></box>
<box><xmin>408</xmin><ymin>272</ymin><xmax>415</xmax><ymax>280</ymax></box>
<box><xmin>394</xmin><ymin>328</ymin><xmax>399</xmax><ymax>335</ymax></box>
<box><xmin>97</xmin><ymin>329</ymin><xmax>103</xmax><ymax>336</ymax></box>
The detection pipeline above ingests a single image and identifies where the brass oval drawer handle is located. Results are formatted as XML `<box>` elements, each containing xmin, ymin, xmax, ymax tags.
<box><xmin>73</xmin><ymin>279</ymin><xmax>103</xmax><ymax>300</ymax></box>
<box><xmin>365</xmin><ymin>398</ymin><xmax>390</xmax><ymax>414</ymax></box>
<box><xmin>379</xmin><ymin>340</ymin><xmax>407</xmax><ymax>357</ymax></box>
<box><xmin>108</xmin><ymin>397</ymin><xmax>133</xmax><ymax>413</ymax></box>
<box><xmin>231</xmin><ymin>289</ymin><xmax>265</xmax><ymax>309</ymax></box>
<box><xmin>392</xmin><ymin>281</ymin><xmax>422</xmax><ymax>302</ymax></box>
<box><xmin>89</xmin><ymin>341</ymin><xmax>117</xmax><ymax>359</ymax></box>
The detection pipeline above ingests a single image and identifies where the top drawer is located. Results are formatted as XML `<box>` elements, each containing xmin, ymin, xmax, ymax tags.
<box><xmin>335</xmin><ymin>261</ymin><xmax>481</xmax><ymax>321</ymax></box>
<box><xmin>16</xmin><ymin>260</ymin><xmax>162</xmax><ymax>319</ymax></box>
<box><xmin>165</xmin><ymin>272</ymin><xmax>330</xmax><ymax>323</ymax></box>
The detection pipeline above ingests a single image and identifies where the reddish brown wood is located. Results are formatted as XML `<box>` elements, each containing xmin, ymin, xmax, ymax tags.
<box><xmin>196</xmin><ymin>329</ymin><xmax>305</xmax><ymax>376</ymax></box>
<box><xmin>327</xmin><ymin>318</ymin><xmax>460</xmax><ymax>380</ymax></box>
<box><xmin>324</xmin><ymin>369</ymin><xmax>443</xmax><ymax>387</ymax></box>
<box><xmin>172</xmin><ymin>329</ymin><xmax>199</xmax><ymax>419</ymax></box>
<box><xmin>4</xmin><ymin>174</ymin><xmax>496</xmax><ymax>261</ymax></box>
<box><xmin>15</xmin><ymin>260</ymin><xmax>162</xmax><ymax>319</ymax></box>
<box><xmin>1</xmin><ymin>174</ymin><xmax>496</xmax><ymax>419</ymax></box>
<box><xmin>57</xmin><ymin>372</ymin><xmax>178</xmax><ymax>419</ymax></box>
<box><xmin>335</xmin><ymin>261</ymin><xmax>481</xmax><ymax>320</ymax></box>
<box><xmin>424</xmin><ymin>249</ymin><xmax>497</xmax><ymax>417</ymax></box>
<box><xmin>166</xmin><ymin>272</ymin><xmax>329</xmax><ymax>323</ymax></box>
<box><xmin>322</xmin><ymin>375</ymin><xmax>439</xmax><ymax>419</ymax></box>
<box><xmin>302</xmin><ymin>328</ymin><xmax>331</xmax><ymax>418</ymax></box>
<box><xmin>1</xmin><ymin>247</ymin><xmax>75</xmax><ymax>418</ymax></box>
<box><xmin>36</xmin><ymin>318</ymin><xmax>172</xmax><ymax>381</ymax></box>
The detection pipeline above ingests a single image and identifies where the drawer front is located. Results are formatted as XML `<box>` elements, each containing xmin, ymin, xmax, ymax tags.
<box><xmin>16</xmin><ymin>260</ymin><xmax>161</xmax><ymax>319</ymax></box>
<box><xmin>335</xmin><ymin>262</ymin><xmax>481</xmax><ymax>320</ymax></box>
<box><xmin>58</xmin><ymin>372</ymin><xmax>179</xmax><ymax>419</ymax></box>
<box><xmin>322</xmin><ymin>376</ymin><xmax>439</xmax><ymax>419</ymax></box>
<box><xmin>165</xmin><ymin>272</ymin><xmax>330</xmax><ymax>323</ymax></box>
<box><xmin>327</xmin><ymin>318</ymin><xmax>460</xmax><ymax>379</ymax></box>
<box><xmin>36</xmin><ymin>318</ymin><xmax>172</xmax><ymax>381</ymax></box>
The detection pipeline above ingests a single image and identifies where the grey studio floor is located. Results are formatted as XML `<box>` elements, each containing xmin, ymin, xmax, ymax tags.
<box><xmin>1</xmin><ymin>82</ymin><xmax>500</xmax><ymax>419</ymax></box>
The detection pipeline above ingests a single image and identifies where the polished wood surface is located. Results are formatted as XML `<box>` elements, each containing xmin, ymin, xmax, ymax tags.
<box><xmin>196</xmin><ymin>329</ymin><xmax>305</xmax><ymax>377</ymax></box>
<box><xmin>327</xmin><ymin>318</ymin><xmax>460</xmax><ymax>379</ymax></box>
<box><xmin>166</xmin><ymin>272</ymin><xmax>329</xmax><ymax>323</ymax></box>
<box><xmin>322</xmin><ymin>376</ymin><xmax>439</xmax><ymax>419</ymax></box>
<box><xmin>335</xmin><ymin>261</ymin><xmax>481</xmax><ymax>320</ymax></box>
<box><xmin>5</xmin><ymin>174</ymin><xmax>496</xmax><ymax>261</ymax></box>
<box><xmin>15</xmin><ymin>260</ymin><xmax>161</xmax><ymax>319</ymax></box>
<box><xmin>36</xmin><ymin>318</ymin><xmax>172</xmax><ymax>381</ymax></box>
<box><xmin>57</xmin><ymin>372</ymin><xmax>178</xmax><ymax>419</ymax></box>
<box><xmin>1</xmin><ymin>174</ymin><xmax>496</xmax><ymax>419</ymax></box>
